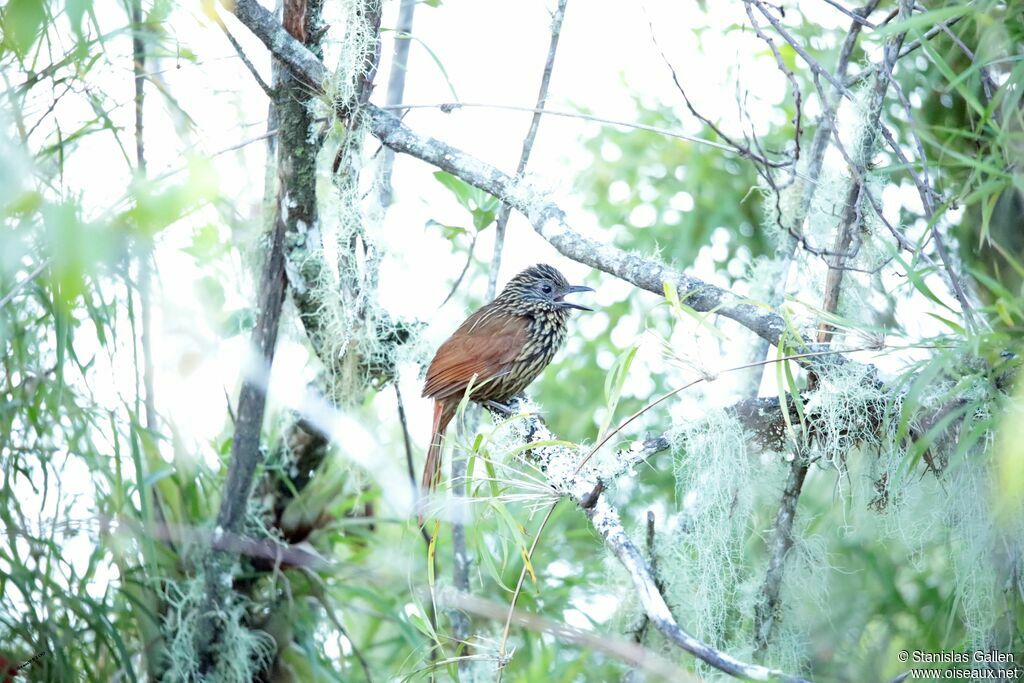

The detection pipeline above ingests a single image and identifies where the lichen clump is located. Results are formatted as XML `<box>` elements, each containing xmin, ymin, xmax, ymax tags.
<box><xmin>289</xmin><ymin>0</ymin><xmax>422</xmax><ymax>401</ymax></box>
<box><xmin>160</xmin><ymin>567</ymin><xmax>274</xmax><ymax>682</ymax></box>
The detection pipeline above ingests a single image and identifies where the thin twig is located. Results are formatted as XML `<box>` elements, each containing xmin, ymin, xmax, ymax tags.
<box><xmin>439</xmin><ymin>232</ymin><xmax>477</xmax><ymax>307</ymax></box>
<box><xmin>496</xmin><ymin>397</ymin><xmax>811</xmax><ymax>682</ymax></box>
<box><xmin>487</xmin><ymin>0</ymin><xmax>569</xmax><ymax>299</ymax></box>
<box><xmin>145</xmin><ymin>129</ymin><xmax>278</xmax><ymax>188</ymax></box>
<box><xmin>574</xmin><ymin>343</ymin><xmax>884</xmax><ymax>507</ymax></box>
<box><xmin>215</xmin><ymin>11</ymin><xmax>275</xmax><ymax>97</ymax></box>
<box><xmin>877</xmin><ymin>120</ymin><xmax>979</xmax><ymax>331</ymax></box>
<box><xmin>741</xmin><ymin>2</ymin><xmax>803</xmax><ymax>166</ymax></box>
<box><xmin>228</xmin><ymin>0</ymin><xmax>888</xmax><ymax>411</ymax></box>
<box><xmin>132</xmin><ymin>0</ymin><xmax>157</xmax><ymax>435</ymax></box>
<box><xmin>748</xmin><ymin>0</ymin><xmax>848</xmax><ymax>94</ymax></box>
<box><xmin>0</xmin><ymin>261</ymin><xmax>49</xmax><ymax>309</ymax></box>
<box><xmin>935</xmin><ymin>20</ymin><xmax>996</xmax><ymax>101</ymax></box>
<box><xmin>444</xmin><ymin>588</ymin><xmax>694</xmax><ymax>682</ymax></box>
<box><xmin>377</xmin><ymin>0</ymin><xmax>416</xmax><ymax>208</ymax></box>
<box><xmin>313</xmin><ymin>590</ymin><xmax>375</xmax><ymax>682</ymax></box>
<box><xmin>127</xmin><ymin>7</ymin><xmax>169</xmax><ymax>675</ymax></box>
<box><xmin>379</xmin><ymin>102</ymin><xmax>741</xmax><ymax>154</ymax></box>
<box><xmin>739</xmin><ymin>0</ymin><xmax>880</xmax><ymax>395</ymax></box>
<box><xmin>395</xmin><ymin>383</ymin><xmax>431</xmax><ymax>547</ymax></box>
<box><xmin>818</xmin><ymin>0</ymin><xmax>876</xmax><ymax>28</ymax></box>
<box><xmin>496</xmin><ymin>501</ymin><xmax>558</xmax><ymax>680</ymax></box>
<box><xmin>648</xmin><ymin>13</ymin><xmax>790</xmax><ymax>171</ymax></box>
<box><xmin>627</xmin><ymin>510</ymin><xmax>661</xmax><ymax>651</ymax></box>
<box><xmin>756</xmin><ymin>0</ymin><xmax>913</xmax><ymax>654</ymax></box>
<box><xmin>844</xmin><ymin>13</ymin><xmax>969</xmax><ymax>88</ymax></box>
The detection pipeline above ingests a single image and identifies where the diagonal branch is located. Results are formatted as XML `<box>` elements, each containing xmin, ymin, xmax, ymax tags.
<box><xmin>496</xmin><ymin>396</ymin><xmax>809</xmax><ymax>682</ymax></box>
<box><xmin>226</xmin><ymin>0</ymin><xmax>872</xmax><ymax>381</ymax></box>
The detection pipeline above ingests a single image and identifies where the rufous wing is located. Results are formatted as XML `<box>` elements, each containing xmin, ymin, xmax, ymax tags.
<box><xmin>422</xmin><ymin>306</ymin><xmax>529</xmax><ymax>401</ymax></box>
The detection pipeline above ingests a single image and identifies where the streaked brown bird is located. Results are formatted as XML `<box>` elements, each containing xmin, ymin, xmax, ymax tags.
<box><xmin>421</xmin><ymin>264</ymin><xmax>593</xmax><ymax>498</ymax></box>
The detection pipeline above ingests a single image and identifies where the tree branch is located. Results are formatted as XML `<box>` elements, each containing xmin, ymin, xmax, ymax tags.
<box><xmin>493</xmin><ymin>397</ymin><xmax>809</xmax><ymax>682</ymax></box>
<box><xmin>215</xmin><ymin>10</ymin><xmax>275</xmax><ymax>98</ymax></box>
<box><xmin>129</xmin><ymin>3</ymin><xmax>167</xmax><ymax>676</ymax></box>
<box><xmin>226</xmin><ymin>0</ymin><xmax>872</xmax><ymax>378</ymax></box>
<box><xmin>737</xmin><ymin>0</ymin><xmax>880</xmax><ymax>395</ymax></box>
<box><xmin>376</xmin><ymin>0</ymin><xmax>416</xmax><ymax>208</ymax></box>
<box><xmin>195</xmin><ymin>207</ymin><xmax>290</xmax><ymax>673</ymax></box>
<box><xmin>486</xmin><ymin>0</ymin><xmax>568</xmax><ymax>297</ymax></box>
<box><xmin>379</xmin><ymin>101</ymin><xmax>743</xmax><ymax>152</ymax></box>
<box><xmin>196</xmin><ymin>1</ymin><xmax>326</xmax><ymax>674</ymax></box>
<box><xmin>755</xmin><ymin>0</ymin><xmax>912</xmax><ymax>654</ymax></box>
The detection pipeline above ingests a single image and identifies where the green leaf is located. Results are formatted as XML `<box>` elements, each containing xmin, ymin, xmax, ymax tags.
<box><xmin>599</xmin><ymin>344</ymin><xmax>637</xmax><ymax>440</ymax></box>
<box><xmin>182</xmin><ymin>224</ymin><xmax>226</xmax><ymax>260</ymax></box>
<box><xmin>663</xmin><ymin>280</ymin><xmax>728</xmax><ymax>341</ymax></box>
<box><xmin>65</xmin><ymin>0</ymin><xmax>90</xmax><ymax>37</ymax></box>
<box><xmin>3</xmin><ymin>0</ymin><xmax>46</xmax><ymax>58</ymax></box>
<box><xmin>425</xmin><ymin>218</ymin><xmax>468</xmax><ymax>241</ymax></box>
<box><xmin>471</xmin><ymin>207</ymin><xmax>495</xmax><ymax>231</ymax></box>
<box><xmin>387</xmin><ymin>31</ymin><xmax>458</xmax><ymax>100</ymax></box>
<box><xmin>433</xmin><ymin>171</ymin><xmax>474</xmax><ymax>207</ymax></box>
<box><xmin>874</xmin><ymin>6</ymin><xmax>973</xmax><ymax>37</ymax></box>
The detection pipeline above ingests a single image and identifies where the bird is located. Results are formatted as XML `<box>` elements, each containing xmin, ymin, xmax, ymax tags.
<box><xmin>421</xmin><ymin>263</ymin><xmax>593</xmax><ymax>501</ymax></box>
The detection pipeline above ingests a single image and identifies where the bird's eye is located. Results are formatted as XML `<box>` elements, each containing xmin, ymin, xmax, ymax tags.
<box><xmin>540</xmin><ymin>283</ymin><xmax>553</xmax><ymax>295</ymax></box>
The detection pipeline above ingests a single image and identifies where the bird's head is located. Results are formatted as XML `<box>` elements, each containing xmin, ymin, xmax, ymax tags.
<box><xmin>499</xmin><ymin>264</ymin><xmax>593</xmax><ymax>315</ymax></box>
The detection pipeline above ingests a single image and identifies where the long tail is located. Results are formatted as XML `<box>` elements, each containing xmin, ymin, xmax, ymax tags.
<box><xmin>422</xmin><ymin>400</ymin><xmax>455</xmax><ymax>498</ymax></box>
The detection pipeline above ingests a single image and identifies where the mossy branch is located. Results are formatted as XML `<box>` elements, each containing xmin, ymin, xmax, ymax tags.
<box><xmin>754</xmin><ymin>0</ymin><xmax>913</xmax><ymax>655</ymax></box>
<box><xmin>492</xmin><ymin>396</ymin><xmax>809</xmax><ymax>682</ymax></box>
<box><xmin>225</xmin><ymin>0</ymin><xmax>872</xmax><ymax>381</ymax></box>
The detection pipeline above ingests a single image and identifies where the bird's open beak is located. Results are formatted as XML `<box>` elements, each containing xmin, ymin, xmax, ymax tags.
<box><xmin>556</xmin><ymin>284</ymin><xmax>594</xmax><ymax>311</ymax></box>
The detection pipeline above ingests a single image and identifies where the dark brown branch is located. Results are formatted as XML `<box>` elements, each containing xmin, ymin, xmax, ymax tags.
<box><xmin>216</xmin><ymin>11</ymin><xmax>275</xmax><ymax>98</ymax></box>
<box><xmin>196</xmin><ymin>1</ymin><xmax>326</xmax><ymax>674</ymax></box>
<box><xmin>195</xmin><ymin>205</ymin><xmax>290</xmax><ymax>672</ymax></box>
<box><xmin>753</xmin><ymin>454</ymin><xmax>809</xmax><ymax>655</ymax></box>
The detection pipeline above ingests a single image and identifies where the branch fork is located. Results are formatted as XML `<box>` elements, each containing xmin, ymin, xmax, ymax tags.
<box><xmin>489</xmin><ymin>397</ymin><xmax>807</xmax><ymax>682</ymax></box>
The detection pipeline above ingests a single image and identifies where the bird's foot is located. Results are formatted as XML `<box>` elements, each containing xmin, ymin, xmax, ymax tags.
<box><xmin>483</xmin><ymin>399</ymin><xmax>517</xmax><ymax>417</ymax></box>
